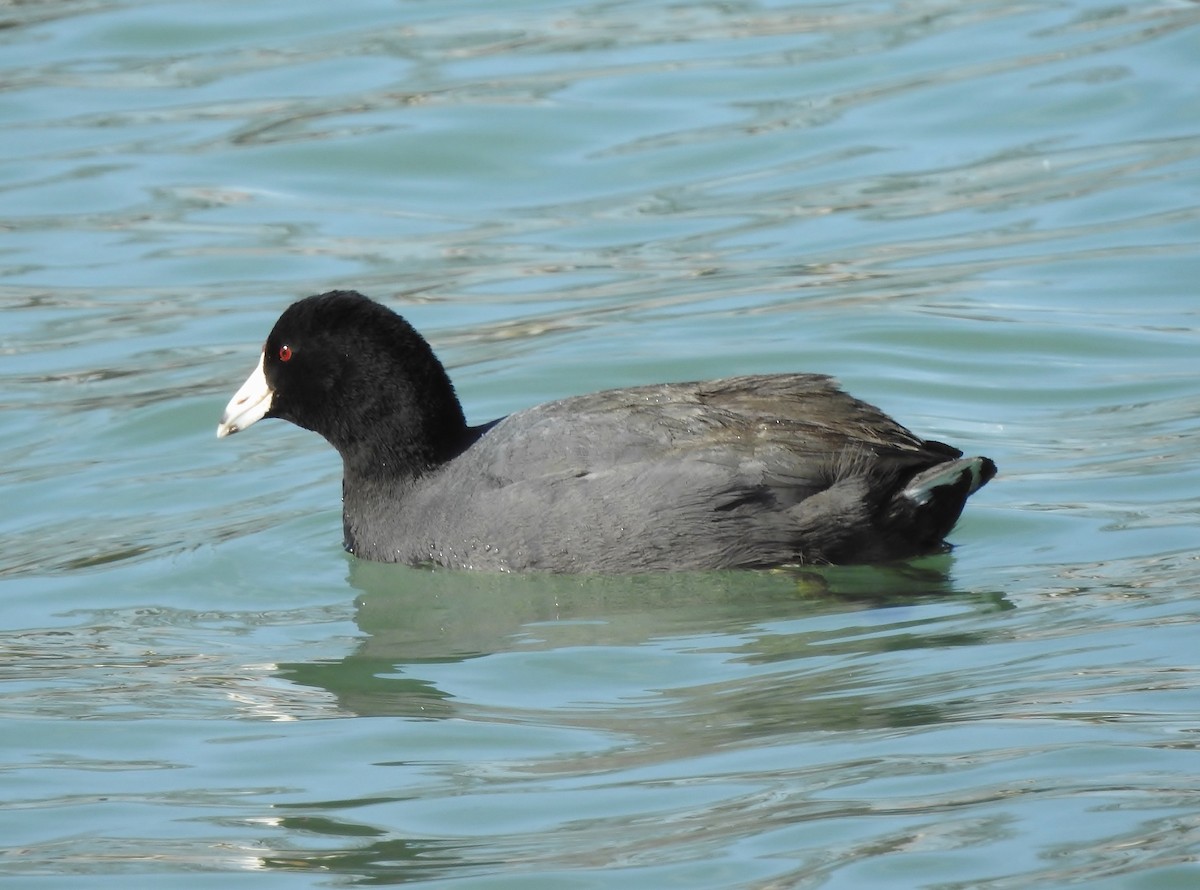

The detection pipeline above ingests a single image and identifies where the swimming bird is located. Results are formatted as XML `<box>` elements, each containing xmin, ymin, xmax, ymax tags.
<box><xmin>217</xmin><ymin>290</ymin><xmax>995</xmax><ymax>572</ymax></box>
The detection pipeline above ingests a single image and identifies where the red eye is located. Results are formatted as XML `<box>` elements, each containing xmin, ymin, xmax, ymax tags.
<box><xmin>278</xmin><ymin>344</ymin><xmax>293</xmax><ymax>362</ymax></box>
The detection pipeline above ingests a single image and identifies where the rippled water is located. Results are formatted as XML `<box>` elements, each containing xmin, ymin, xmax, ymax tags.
<box><xmin>3</xmin><ymin>0</ymin><xmax>1199</xmax><ymax>886</ymax></box>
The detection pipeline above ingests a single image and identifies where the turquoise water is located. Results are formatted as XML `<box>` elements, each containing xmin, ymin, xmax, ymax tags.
<box><xmin>3</xmin><ymin>0</ymin><xmax>1199</xmax><ymax>886</ymax></box>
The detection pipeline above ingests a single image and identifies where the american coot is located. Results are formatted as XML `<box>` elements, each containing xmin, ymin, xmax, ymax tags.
<box><xmin>217</xmin><ymin>290</ymin><xmax>996</xmax><ymax>573</ymax></box>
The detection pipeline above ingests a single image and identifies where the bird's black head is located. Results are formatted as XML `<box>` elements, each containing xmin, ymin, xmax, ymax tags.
<box><xmin>218</xmin><ymin>290</ymin><xmax>469</xmax><ymax>479</ymax></box>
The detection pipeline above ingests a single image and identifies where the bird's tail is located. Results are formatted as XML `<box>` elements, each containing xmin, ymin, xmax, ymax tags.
<box><xmin>902</xmin><ymin>456</ymin><xmax>996</xmax><ymax>507</ymax></box>
<box><xmin>887</xmin><ymin>455</ymin><xmax>997</xmax><ymax>550</ymax></box>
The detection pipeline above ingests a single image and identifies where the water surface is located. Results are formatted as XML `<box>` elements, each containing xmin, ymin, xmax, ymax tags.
<box><xmin>2</xmin><ymin>0</ymin><xmax>1199</xmax><ymax>886</ymax></box>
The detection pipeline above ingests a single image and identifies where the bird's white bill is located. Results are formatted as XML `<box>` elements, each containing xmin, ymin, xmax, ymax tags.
<box><xmin>217</xmin><ymin>351</ymin><xmax>272</xmax><ymax>438</ymax></box>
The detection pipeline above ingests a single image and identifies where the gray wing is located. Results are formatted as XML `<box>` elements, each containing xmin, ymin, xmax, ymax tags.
<box><xmin>469</xmin><ymin>374</ymin><xmax>945</xmax><ymax>483</ymax></box>
<box><xmin>392</xmin><ymin>375</ymin><xmax>956</xmax><ymax>571</ymax></box>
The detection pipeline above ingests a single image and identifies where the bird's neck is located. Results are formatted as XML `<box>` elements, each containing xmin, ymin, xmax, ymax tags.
<box><xmin>338</xmin><ymin>429</ymin><xmax>450</xmax><ymax>486</ymax></box>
